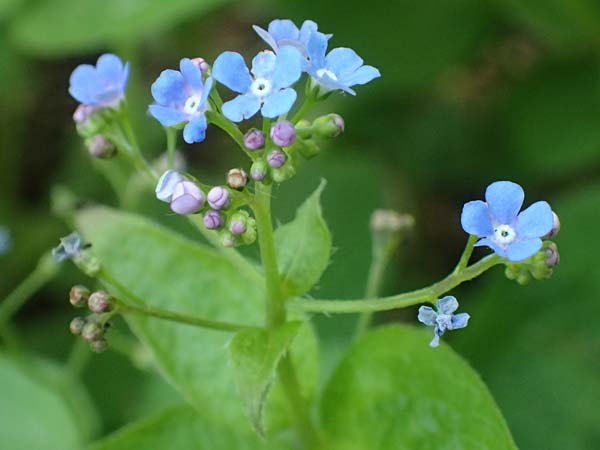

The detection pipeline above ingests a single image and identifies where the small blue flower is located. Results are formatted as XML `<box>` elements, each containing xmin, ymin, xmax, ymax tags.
<box><xmin>52</xmin><ymin>233</ymin><xmax>83</xmax><ymax>262</ymax></box>
<box><xmin>0</xmin><ymin>226</ymin><xmax>11</xmax><ymax>255</ymax></box>
<box><xmin>212</xmin><ymin>47</ymin><xmax>303</xmax><ymax>122</ymax></box>
<box><xmin>69</xmin><ymin>54</ymin><xmax>129</xmax><ymax>107</ymax></box>
<box><xmin>305</xmin><ymin>32</ymin><xmax>380</xmax><ymax>95</ymax></box>
<box><xmin>461</xmin><ymin>181</ymin><xmax>554</xmax><ymax>262</ymax></box>
<box><xmin>149</xmin><ymin>58</ymin><xmax>214</xmax><ymax>144</ymax></box>
<box><xmin>418</xmin><ymin>296</ymin><xmax>470</xmax><ymax>348</ymax></box>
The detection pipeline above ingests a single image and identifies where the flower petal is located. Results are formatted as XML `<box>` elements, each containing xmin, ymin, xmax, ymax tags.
<box><xmin>200</xmin><ymin>77</ymin><xmax>214</xmax><ymax>107</ymax></box>
<box><xmin>306</xmin><ymin>32</ymin><xmax>328</xmax><ymax>68</ymax></box>
<box><xmin>505</xmin><ymin>238</ymin><xmax>542</xmax><ymax>262</ymax></box>
<box><xmin>417</xmin><ymin>306</ymin><xmax>437</xmax><ymax>326</ymax></box>
<box><xmin>212</xmin><ymin>52</ymin><xmax>252</xmax><ymax>94</ymax></box>
<box><xmin>325</xmin><ymin>48</ymin><xmax>364</xmax><ymax>77</ymax></box>
<box><xmin>429</xmin><ymin>334</ymin><xmax>441</xmax><ymax>348</ymax></box>
<box><xmin>261</xmin><ymin>88</ymin><xmax>297</xmax><ymax>118</ymax></box>
<box><xmin>449</xmin><ymin>313</ymin><xmax>470</xmax><ymax>330</ymax></box>
<box><xmin>340</xmin><ymin>65</ymin><xmax>381</xmax><ymax>87</ymax></box>
<box><xmin>485</xmin><ymin>181</ymin><xmax>524</xmax><ymax>224</ymax></box>
<box><xmin>253</xmin><ymin>25</ymin><xmax>278</xmax><ymax>51</ymax></box>
<box><xmin>516</xmin><ymin>201</ymin><xmax>553</xmax><ymax>239</ymax></box>
<box><xmin>180</xmin><ymin>58</ymin><xmax>204</xmax><ymax>93</ymax></box>
<box><xmin>69</xmin><ymin>64</ymin><xmax>102</xmax><ymax>104</ymax></box>
<box><xmin>222</xmin><ymin>94</ymin><xmax>261</xmax><ymax>122</ymax></box>
<box><xmin>183</xmin><ymin>115</ymin><xmax>208</xmax><ymax>144</ymax></box>
<box><xmin>437</xmin><ymin>296</ymin><xmax>459</xmax><ymax>315</ymax></box>
<box><xmin>151</xmin><ymin>69</ymin><xmax>187</xmax><ymax>107</ymax></box>
<box><xmin>272</xmin><ymin>46</ymin><xmax>302</xmax><ymax>88</ymax></box>
<box><xmin>474</xmin><ymin>238</ymin><xmax>507</xmax><ymax>258</ymax></box>
<box><xmin>96</xmin><ymin>54</ymin><xmax>124</xmax><ymax>84</ymax></box>
<box><xmin>461</xmin><ymin>200</ymin><xmax>493</xmax><ymax>237</ymax></box>
<box><xmin>298</xmin><ymin>20</ymin><xmax>318</xmax><ymax>44</ymax></box>
<box><xmin>251</xmin><ymin>51</ymin><xmax>277</xmax><ymax>78</ymax></box>
<box><xmin>268</xmin><ymin>19</ymin><xmax>299</xmax><ymax>42</ymax></box>
<box><xmin>149</xmin><ymin>105</ymin><xmax>187</xmax><ymax>126</ymax></box>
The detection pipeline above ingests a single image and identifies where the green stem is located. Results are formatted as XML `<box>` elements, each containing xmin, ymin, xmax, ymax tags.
<box><xmin>453</xmin><ymin>234</ymin><xmax>478</xmax><ymax>274</ymax></box>
<box><xmin>66</xmin><ymin>339</ymin><xmax>91</xmax><ymax>375</ymax></box>
<box><xmin>292</xmin><ymin>97</ymin><xmax>316</xmax><ymax>124</ymax></box>
<box><xmin>288</xmin><ymin>254</ymin><xmax>503</xmax><ymax>314</ymax></box>
<box><xmin>165</xmin><ymin>127</ymin><xmax>177</xmax><ymax>169</ymax></box>
<box><xmin>0</xmin><ymin>252</ymin><xmax>59</xmax><ymax>331</ymax></box>
<box><xmin>206</xmin><ymin>111</ymin><xmax>252</xmax><ymax>158</ymax></box>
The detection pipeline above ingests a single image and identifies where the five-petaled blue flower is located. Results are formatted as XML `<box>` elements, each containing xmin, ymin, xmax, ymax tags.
<box><xmin>212</xmin><ymin>47</ymin><xmax>302</xmax><ymax>122</ymax></box>
<box><xmin>304</xmin><ymin>32</ymin><xmax>380</xmax><ymax>95</ymax></box>
<box><xmin>69</xmin><ymin>54</ymin><xmax>129</xmax><ymax>107</ymax></box>
<box><xmin>149</xmin><ymin>58</ymin><xmax>214</xmax><ymax>144</ymax></box>
<box><xmin>418</xmin><ymin>296</ymin><xmax>470</xmax><ymax>348</ymax></box>
<box><xmin>461</xmin><ymin>181</ymin><xmax>554</xmax><ymax>262</ymax></box>
<box><xmin>253</xmin><ymin>19</ymin><xmax>331</xmax><ymax>69</ymax></box>
<box><xmin>52</xmin><ymin>233</ymin><xmax>83</xmax><ymax>262</ymax></box>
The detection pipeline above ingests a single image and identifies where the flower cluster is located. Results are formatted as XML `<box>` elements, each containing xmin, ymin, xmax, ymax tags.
<box><xmin>68</xmin><ymin>286</ymin><xmax>112</xmax><ymax>353</ymax></box>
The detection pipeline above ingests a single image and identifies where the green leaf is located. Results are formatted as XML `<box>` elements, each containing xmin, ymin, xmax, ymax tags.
<box><xmin>275</xmin><ymin>181</ymin><xmax>331</xmax><ymax>297</ymax></box>
<box><xmin>229</xmin><ymin>321</ymin><xmax>302</xmax><ymax>435</ymax></box>
<box><xmin>9</xmin><ymin>0</ymin><xmax>227</xmax><ymax>55</ymax></box>
<box><xmin>321</xmin><ymin>325</ymin><xmax>517</xmax><ymax>450</ymax></box>
<box><xmin>75</xmin><ymin>207</ymin><xmax>318</xmax><ymax>431</ymax></box>
<box><xmin>89</xmin><ymin>406</ymin><xmax>286</xmax><ymax>450</ymax></box>
<box><xmin>0</xmin><ymin>353</ymin><xmax>98</xmax><ymax>450</ymax></box>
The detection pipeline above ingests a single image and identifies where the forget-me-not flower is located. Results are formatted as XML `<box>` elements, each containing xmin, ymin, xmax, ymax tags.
<box><xmin>461</xmin><ymin>181</ymin><xmax>554</xmax><ymax>262</ymax></box>
<box><xmin>53</xmin><ymin>233</ymin><xmax>84</xmax><ymax>262</ymax></box>
<box><xmin>69</xmin><ymin>54</ymin><xmax>129</xmax><ymax>107</ymax></box>
<box><xmin>149</xmin><ymin>58</ymin><xmax>214</xmax><ymax>144</ymax></box>
<box><xmin>418</xmin><ymin>296</ymin><xmax>470</xmax><ymax>348</ymax></box>
<box><xmin>212</xmin><ymin>47</ymin><xmax>302</xmax><ymax>122</ymax></box>
<box><xmin>305</xmin><ymin>32</ymin><xmax>380</xmax><ymax>95</ymax></box>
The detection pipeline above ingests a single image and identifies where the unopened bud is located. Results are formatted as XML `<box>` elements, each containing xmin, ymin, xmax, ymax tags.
<box><xmin>81</xmin><ymin>322</ymin><xmax>103</xmax><ymax>342</ymax></box>
<box><xmin>191</xmin><ymin>57</ymin><xmax>210</xmax><ymax>74</ymax></box>
<box><xmin>170</xmin><ymin>181</ymin><xmax>205</xmax><ymax>214</ymax></box>
<box><xmin>271</xmin><ymin>163</ymin><xmax>296</xmax><ymax>183</ymax></box>
<box><xmin>244</xmin><ymin>129</ymin><xmax>265</xmax><ymax>150</ymax></box>
<box><xmin>207</xmin><ymin>186</ymin><xmax>230</xmax><ymax>210</ymax></box>
<box><xmin>221</xmin><ymin>230</ymin><xmax>236</xmax><ymax>247</ymax></box>
<box><xmin>312</xmin><ymin>114</ymin><xmax>345</xmax><ymax>138</ymax></box>
<box><xmin>156</xmin><ymin>170</ymin><xmax>185</xmax><ymax>203</ymax></box>
<box><xmin>86</xmin><ymin>135</ymin><xmax>116</xmax><ymax>159</ymax></box>
<box><xmin>203</xmin><ymin>210</ymin><xmax>223</xmax><ymax>229</ymax></box>
<box><xmin>227</xmin><ymin>168</ymin><xmax>248</xmax><ymax>190</ymax></box>
<box><xmin>544</xmin><ymin>212</ymin><xmax>560</xmax><ymax>238</ymax></box>
<box><xmin>229</xmin><ymin>213</ymin><xmax>247</xmax><ymax>235</ymax></box>
<box><xmin>270</xmin><ymin>120</ymin><xmax>296</xmax><ymax>147</ymax></box>
<box><xmin>296</xmin><ymin>139</ymin><xmax>321</xmax><ymax>159</ymax></box>
<box><xmin>70</xmin><ymin>285</ymin><xmax>91</xmax><ymax>308</ymax></box>
<box><xmin>88</xmin><ymin>291</ymin><xmax>112</xmax><ymax>313</ymax></box>
<box><xmin>90</xmin><ymin>339</ymin><xmax>108</xmax><ymax>353</ymax></box>
<box><xmin>267</xmin><ymin>150</ymin><xmax>287</xmax><ymax>168</ymax></box>
<box><xmin>69</xmin><ymin>317</ymin><xmax>86</xmax><ymax>335</ymax></box>
<box><xmin>73</xmin><ymin>104</ymin><xmax>97</xmax><ymax>124</ymax></box>
<box><xmin>250</xmin><ymin>160</ymin><xmax>268</xmax><ymax>181</ymax></box>
<box><xmin>370</xmin><ymin>210</ymin><xmax>415</xmax><ymax>235</ymax></box>
<box><xmin>545</xmin><ymin>242</ymin><xmax>560</xmax><ymax>266</ymax></box>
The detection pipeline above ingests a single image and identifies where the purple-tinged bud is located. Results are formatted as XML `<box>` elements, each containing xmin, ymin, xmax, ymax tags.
<box><xmin>545</xmin><ymin>242</ymin><xmax>560</xmax><ymax>267</ymax></box>
<box><xmin>203</xmin><ymin>210</ymin><xmax>223</xmax><ymax>229</ymax></box>
<box><xmin>207</xmin><ymin>186</ymin><xmax>230</xmax><ymax>210</ymax></box>
<box><xmin>544</xmin><ymin>212</ymin><xmax>560</xmax><ymax>238</ymax></box>
<box><xmin>313</xmin><ymin>114</ymin><xmax>345</xmax><ymax>138</ymax></box>
<box><xmin>81</xmin><ymin>322</ymin><xmax>103</xmax><ymax>342</ymax></box>
<box><xmin>221</xmin><ymin>231</ymin><xmax>236</xmax><ymax>248</ymax></box>
<box><xmin>267</xmin><ymin>150</ymin><xmax>286</xmax><ymax>168</ymax></box>
<box><xmin>87</xmin><ymin>135</ymin><xmax>116</xmax><ymax>159</ymax></box>
<box><xmin>69</xmin><ymin>317</ymin><xmax>86</xmax><ymax>335</ymax></box>
<box><xmin>170</xmin><ymin>181</ymin><xmax>205</xmax><ymax>215</ymax></box>
<box><xmin>88</xmin><ymin>291</ymin><xmax>112</xmax><ymax>313</ymax></box>
<box><xmin>73</xmin><ymin>104</ymin><xmax>97</xmax><ymax>124</ymax></box>
<box><xmin>250</xmin><ymin>160</ymin><xmax>268</xmax><ymax>181</ymax></box>
<box><xmin>90</xmin><ymin>339</ymin><xmax>108</xmax><ymax>353</ymax></box>
<box><xmin>270</xmin><ymin>120</ymin><xmax>296</xmax><ymax>147</ymax></box>
<box><xmin>70</xmin><ymin>285</ymin><xmax>91</xmax><ymax>308</ymax></box>
<box><xmin>229</xmin><ymin>213</ymin><xmax>247</xmax><ymax>235</ymax></box>
<box><xmin>191</xmin><ymin>57</ymin><xmax>210</xmax><ymax>74</ymax></box>
<box><xmin>156</xmin><ymin>170</ymin><xmax>185</xmax><ymax>203</ymax></box>
<box><xmin>244</xmin><ymin>129</ymin><xmax>265</xmax><ymax>150</ymax></box>
<box><xmin>227</xmin><ymin>168</ymin><xmax>248</xmax><ymax>190</ymax></box>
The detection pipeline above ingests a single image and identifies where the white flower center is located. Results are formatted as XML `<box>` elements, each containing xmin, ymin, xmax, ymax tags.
<box><xmin>183</xmin><ymin>95</ymin><xmax>203</xmax><ymax>115</ymax></box>
<box><xmin>492</xmin><ymin>224</ymin><xmax>517</xmax><ymax>247</ymax></box>
<box><xmin>250</xmin><ymin>78</ymin><xmax>273</xmax><ymax>97</ymax></box>
<box><xmin>316</xmin><ymin>68</ymin><xmax>338</xmax><ymax>81</ymax></box>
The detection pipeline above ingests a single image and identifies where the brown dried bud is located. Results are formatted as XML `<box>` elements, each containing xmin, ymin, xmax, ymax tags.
<box><xmin>70</xmin><ymin>285</ymin><xmax>91</xmax><ymax>308</ymax></box>
<box><xmin>227</xmin><ymin>168</ymin><xmax>248</xmax><ymax>190</ymax></box>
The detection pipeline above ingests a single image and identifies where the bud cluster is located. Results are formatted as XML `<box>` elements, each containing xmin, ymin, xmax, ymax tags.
<box><xmin>504</xmin><ymin>241</ymin><xmax>560</xmax><ymax>285</ymax></box>
<box><xmin>68</xmin><ymin>286</ymin><xmax>113</xmax><ymax>353</ymax></box>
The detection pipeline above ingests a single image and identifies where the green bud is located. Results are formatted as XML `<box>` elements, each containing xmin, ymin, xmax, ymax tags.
<box><xmin>295</xmin><ymin>139</ymin><xmax>321</xmax><ymax>159</ymax></box>
<box><xmin>504</xmin><ymin>241</ymin><xmax>558</xmax><ymax>284</ymax></box>
<box><xmin>90</xmin><ymin>339</ymin><xmax>108</xmax><ymax>354</ymax></box>
<box><xmin>220</xmin><ymin>230</ymin><xmax>237</xmax><ymax>248</ymax></box>
<box><xmin>295</xmin><ymin>119</ymin><xmax>312</xmax><ymax>139</ymax></box>
<box><xmin>250</xmin><ymin>160</ymin><xmax>268</xmax><ymax>182</ymax></box>
<box><xmin>271</xmin><ymin>162</ymin><xmax>296</xmax><ymax>183</ymax></box>
<box><xmin>69</xmin><ymin>317</ymin><xmax>86</xmax><ymax>335</ymax></box>
<box><xmin>241</xmin><ymin>216</ymin><xmax>257</xmax><ymax>245</ymax></box>
<box><xmin>311</xmin><ymin>114</ymin><xmax>345</xmax><ymax>139</ymax></box>
<box><xmin>81</xmin><ymin>322</ymin><xmax>103</xmax><ymax>342</ymax></box>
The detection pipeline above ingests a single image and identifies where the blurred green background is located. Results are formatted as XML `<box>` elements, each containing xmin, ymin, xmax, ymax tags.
<box><xmin>1</xmin><ymin>0</ymin><xmax>599</xmax><ymax>448</ymax></box>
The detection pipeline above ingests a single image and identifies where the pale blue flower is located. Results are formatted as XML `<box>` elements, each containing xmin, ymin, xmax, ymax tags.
<box><xmin>69</xmin><ymin>54</ymin><xmax>129</xmax><ymax>107</ymax></box>
<box><xmin>53</xmin><ymin>233</ymin><xmax>83</xmax><ymax>262</ymax></box>
<box><xmin>461</xmin><ymin>181</ymin><xmax>554</xmax><ymax>262</ymax></box>
<box><xmin>306</xmin><ymin>32</ymin><xmax>380</xmax><ymax>95</ymax></box>
<box><xmin>149</xmin><ymin>58</ymin><xmax>214</xmax><ymax>144</ymax></box>
<box><xmin>212</xmin><ymin>47</ymin><xmax>302</xmax><ymax>122</ymax></box>
<box><xmin>418</xmin><ymin>296</ymin><xmax>470</xmax><ymax>348</ymax></box>
<box><xmin>0</xmin><ymin>227</ymin><xmax>11</xmax><ymax>255</ymax></box>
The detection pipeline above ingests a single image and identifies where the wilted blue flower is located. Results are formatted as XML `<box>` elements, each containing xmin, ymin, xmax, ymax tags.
<box><xmin>69</xmin><ymin>54</ymin><xmax>129</xmax><ymax>107</ymax></box>
<box><xmin>53</xmin><ymin>233</ymin><xmax>83</xmax><ymax>262</ymax></box>
<box><xmin>212</xmin><ymin>48</ymin><xmax>302</xmax><ymax>122</ymax></box>
<box><xmin>418</xmin><ymin>296</ymin><xmax>470</xmax><ymax>348</ymax></box>
<box><xmin>461</xmin><ymin>181</ymin><xmax>554</xmax><ymax>262</ymax></box>
<box><xmin>0</xmin><ymin>226</ymin><xmax>11</xmax><ymax>255</ymax></box>
<box><xmin>305</xmin><ymin>33</ymin><xmax>380</xmax><ymax>95</ymax></box>
<box><xmin>149</xmin><ymin>58</ymin><xmax>214</xmax><ymax>144</ymax></box>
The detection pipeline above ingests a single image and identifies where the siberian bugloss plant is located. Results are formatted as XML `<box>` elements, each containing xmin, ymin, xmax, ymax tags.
<box><xmin>4</xmin><ymin>18</ymin><xmax>561</xmax><ymax>450</ymax></box>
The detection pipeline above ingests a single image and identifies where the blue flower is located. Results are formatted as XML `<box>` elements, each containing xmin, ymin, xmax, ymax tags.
<box><xmin>305</xmin><ymin>32</ymin><xmax>380</xmax><ymax>95</ymax></box>
<box><xmin>461</xmin><ymin>181</ymin><xmax>554</xmax><ymax>262</ymax></box>
<box><xmin>0</xmin><ymin>226</ymin><xmax>11</xmax><ymax>255</ymax></box>
<box><xmin>69</xmin><ymin>54</ymin><xmax>129</xmax><ymax>107</ymax></box>
<box><xmin>418</xmin><ymin>296</ymin><xmax>470</xmax><ymax>348</ymax></box>
<box><xmin>212</xmin><ymin>47</ymin><xmax>303</xmax><ymax>122</ymax></box>
<box><xmin>149</xmin><ymin>58</ymin><xmax>214</xmax><ymax>144</ymax></box>
<box><xmin>253</xmin><ymin>19</ymin><xmax>331</xmax><ymax>69</ymax></box>
<box><xmin>52</xmin><ymin>233</ymin><xmax>83</xmax><ymax>262</ymax></box>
